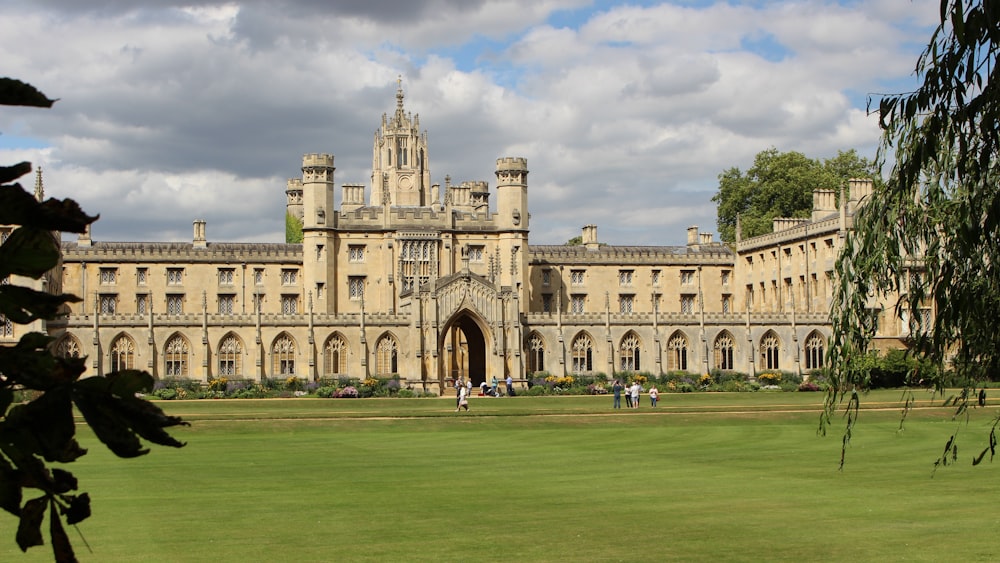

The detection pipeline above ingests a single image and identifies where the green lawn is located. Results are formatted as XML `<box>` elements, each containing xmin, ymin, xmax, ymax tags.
<box><xmin>3</xmin><ymin>391</ymin><xmax>999</xmax><ymax>562</ymax></box>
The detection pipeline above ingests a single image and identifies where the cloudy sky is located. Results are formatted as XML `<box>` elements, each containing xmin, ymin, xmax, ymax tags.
<box><xmin>1</xmin><ymin>0</ymin><xmax>937</xmax><ymax>246</ymax></box>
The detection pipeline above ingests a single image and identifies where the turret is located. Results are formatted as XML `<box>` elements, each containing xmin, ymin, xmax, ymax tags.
<box><xmin>371</xmin><ymin>80</ymin><xmax>431</xmax><ymax>207</ymax></box>
<box><xmin>300</xmin><ymin>153</ymin><xmax>336</xmax><ymax>314</ymax></box>
<box><xmin>301</xmin><ymin>153</ymin><xmax>335</xmax><ymax>230</ymax></box>
<box><xmin>495</xmin><ymin>157</ymin><xmax>528</xmax><ymax>231</ymax></box>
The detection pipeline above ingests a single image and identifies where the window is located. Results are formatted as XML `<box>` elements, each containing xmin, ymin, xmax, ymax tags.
<box><xmin>721</xmin><ymin>270</ymin><xmax>731</xmax><ymax>286</ymax></box>
<box><xmin>620</xmin><ymin>333</ymin><xmax>640</xmax><ymax>372</ymax></box>
<box><xmin>542</xmin><ymin>269</ymin><xmax>551</xmax><ymax>286</ymax></box>
<box><xmin>349</xmin><ymin>277</ymin><xmax>365</xmax><ymax>300</ymax></box>
<box><xmin>316</xmin><ymin>283</ymin><xmax>325</xmax><ymax>300</ymax></box>
<box><xmin>218</xmin><ymin>334</ymin><xmax>242</xmax><ymax>377</ymax></box>
<box><xmin>218</xmin><ymin>295</ymin><xmax>235</xmax><ymax>314</ymax></box>
<box><xmin>0</xmin><ymin>228</ymin><xmax>9</xmax><ymax>244</ymax></box>
<box><xmin>273</xmin><ymin>334</ymin><xmax>296</xmax><ymax>376</ymax></box>
<box><xmin>681</xmin><ymin>295</ymin><xmax>695</xmax><ymax>314</ymax></box>
<box><xmin>167</xmin><ymin>295</ymin><xmax>184</xmax><ymax>316</ymax></box>
<box><xmin>760</xmin><ymin>332</ymin><xmax>780</xmax><ymax>371</ymax></box>
<box><xmin>253</xmin><ymin>293</ymin><xmax>265</xmax><ymax>312</ymax></box>
<box><xmin>137</xmin><ymin>268</ymin><xmax>147</xmax><ymax>285</ymax></box>
<box><xmin>99</xmin><ymin>294</ymin><xmax>117</xmax><ymax>314</ymax></box>
<box><xmin>541</xmin><ymin>293</ymin><xmax>552</xmax><ymax>313</ymax></box>
<box><xmin>110</xmin><ymin>335</ymin><xmax>135</xmax><ymax>372</ymax></box>
<box><xmin>0</xmin><ymin>315</ymin><xmax>12</xmax><ymax>338</ymax></box>
<box><xmin>164</xmin><ymin>335</ymin><xmax>189</xmax><ymax>377</ymax></box>
<box><xmin>571</xmin><ymin>294</ymin><xmax>585</xmax><ymax>314</ymax></box>
<box><xmin>571</xmin><ymin>270</ymin><xmax>585</xmax><ymax>286</ymax></box>
<box><xmin>281</xmin><ymin>295</ymin><xmax>298</xmax><ymax>315</ymax></box>
<box><xmin>167</xmin><ymin>268</ymin><xmax>184</xmax><ymax>285</ymax></box>
<box><xmin>349</xmin><ymin>245</ymin><xmax>365</xmax><ymax>263</ymax></box>
<box><xmin>681</xmin><ymin>270</ymin><xmax>694</xmax><ymax>285</ymax></box>
<box><xmin>668</xmin><ymin>333</ymin><xmax>688</xmax><ymax>371</ymax></box>
<box><xmin>324</xmin><ymin>334</ymin><xmax>347</xmax><ymax>376</ymax></box>
<box><xmin>254</xmin><ymin>268</ymin><xmax>264</xmax><ymax>285</ymax></box>
<box><xmin>722</xmin><ymin>295</ymin><xmax>732</xmax><ymax>314</ymax></box>
<box><xmin>136</xmin><ymin>295</ymin><xmax>148</xmax><ymax>316</ymax></box>
<box><xmin>469</xmin><ymin>245</ymin><xmax>484</xmax><ymax>262</ymax></box>
<box><xmin>527</xmin><ymin>333</ymin><xmax>545</xmax><ymax>375</ymax></box>
<box><xmin>99</xmin><ymin>268</ymin><xmax>117</xmax><ymax>285</ymax></box>
<box><xmin>714</xmin><ymin>332</ymin><xmax>734</xmax><ymax>371</ymax></box>
<box><xmin>651</xmin><ymin>270</ymin><xmax>661</xmax><ymax>286</ymax></box>
<box><xmin>281</xmin><ymin>269</ymin><xmax>298</xmax><ymax>285</ymax></box>
<box><xmin>55</xmin><ymin>336</ymin><xmax>81</xmax><ymax>358</ymax></box>
<box><xmin>618</xmin><ymin>270</ymin><xmax>633</xmax><ymax>287</ymax></box>
<box><xmin>218</xmin><ymin>268</ymin><xmax>235</xmax><ymax>285</ymax></box>
<box><xmin>571</xmin><ymin>334</ymin><xmax>593</xmax><ymax>373</ymax></box>
<box><xmin>619</xmin><ymin>294</ymin><xmax>634</xmax><ymax>314</ymax></box>
<box><xmin>805</xmin><ymin>332</ymin><xmax>825</xmax><ymax>370</ymax></box>
<box><xmin>375</xmin><ymin>336</ymin><xmax>398</xmax><ymax>376</ymax></box>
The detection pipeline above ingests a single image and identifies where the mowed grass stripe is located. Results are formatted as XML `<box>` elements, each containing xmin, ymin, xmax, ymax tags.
<box><xmin>4</xmin><ymin>391</ymin><xmax>998</xmax><ymax>562</ymax></box>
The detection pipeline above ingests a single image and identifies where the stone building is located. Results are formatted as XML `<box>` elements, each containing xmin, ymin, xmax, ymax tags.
<box><xmin>4</xmin><ymin>85</ymin><xmax>911</xmax><ymax>394</ymax></box>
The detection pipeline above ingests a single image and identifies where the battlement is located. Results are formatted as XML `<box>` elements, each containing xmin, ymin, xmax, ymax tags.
<box><xmin>496</xmin><ymin>157</ymin><xmax>528</xmax><ymax>171</ymax></box>
<box><xmin>302</xmin><ymin>153</ymin><xmax>335</xmax><ymax>168</ymax></box>
<box><xmin>461</xmin><ymin>181</ymin><xmax>489</xmax><ymax>193</ymax></box>
<box><xmin>286</xmin><ymin>178</ymin><xmax>303</xmax><ymax>190</ymax></box>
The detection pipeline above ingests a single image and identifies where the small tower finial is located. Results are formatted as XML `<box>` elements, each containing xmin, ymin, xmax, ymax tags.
<box><xmin>34</xmin><ymin>166</ymin><xmax>44</xmax><ymax>201</ymax></box>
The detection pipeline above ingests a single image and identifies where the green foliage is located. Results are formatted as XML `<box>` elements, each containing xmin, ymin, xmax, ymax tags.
<box><xmin>712</xmin><ymin>148</ymin><xmax>878</xmax><ymax>242</ymax></box>
<box><xmin>565</xmin><ymin>236</ymin><xmax>582</xmax><ymax>245</ymax></box>
<box><xmin>0</xmin><ymin>78</ymin><xmax>187</xmax><ymax>560</ymax></box>
<box><xmin>285</xmin><ymin>212</ymin><xmax>303</xmax><ymax>243</ymax></box>
<box><xmin>826</xmin><ymin>0</ymin><xmax>1000</xmax><ymax>465</ymax></box>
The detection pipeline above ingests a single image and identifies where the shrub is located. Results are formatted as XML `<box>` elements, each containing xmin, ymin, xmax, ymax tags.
<box><xmin>336</xmin><ymin>386</ymin><xmax>359</xmax><ymax>398</ymax></box>
<box><xmin>757</xmin><ymin>372</ymin><xmax>782</xmax><ymax>386</ymax></box>
<box><xmin>798</xmin><ymin>382</ymin><xmax>821</xmax><ymax>392</ymax></box>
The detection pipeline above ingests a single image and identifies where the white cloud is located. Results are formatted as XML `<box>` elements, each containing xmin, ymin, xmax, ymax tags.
<box><xmin>0</xmin><ymin>0</ymin><xmax>940</xmax><ymax>246</ymax></box>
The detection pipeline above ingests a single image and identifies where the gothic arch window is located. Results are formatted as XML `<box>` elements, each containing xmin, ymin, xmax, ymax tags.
<box><xmin>375</xmin><ymin>334</ymin><xmax>398</xmax><ymax>376</ymax></box>
<box><xmin>55</xmin><ymin>334</ymin><xmax>82</xmax><ymax>358</ymax></box>
<box><xmin>324</xmin><ymin>333</ymin><xmax>348</xmax><ymax>376</ymax></box>
<box><xmin>164</xmin><ymin>334</ymin><xmax>190</xmax><ymax>377</ymax></box>
<box><xmin>527</xmin><ymin>333</ymin><xmax>545</xmax><ymax>375</ymax></box>
<box><xmin>760</xmin><ymin>331</ymin><xmax>780</xmax><ymax>371</ymax></box>
<box><xmin>668</xmin><ymin>331</ymin><xmax>688</xmax><ymax>372</ymax></box>
<box><xmin>619</xmin><ymin>332</ymin><xmax>641</xmax><ymax>373</ymax></box>
<box><xmin>714</xmin><ymin>331</ymin><xmax>735</xmax><ymax>371</ymax></box>
<box><xmin>804</xmin><ymin>331</ymin><xmax>825</xmax><ymax>370</ymax></box>
<box><xmin>110</xmin><ymin>334</ymin><xmax>136</xmax><ymax>373</ymax></box>
<box><xmin>218</xmin><ymin>333</ymin><xmax>243</xmax><ymax>377</ymax></box>
<box><xmin>272</xmin><ymin>333</ymin><xmax>296</xmax><ymax>376</ymax></box>
<box><xmin>571</xmin><ymin>333</ymin><xmax>594</xmax><ymax>374</ymax></box>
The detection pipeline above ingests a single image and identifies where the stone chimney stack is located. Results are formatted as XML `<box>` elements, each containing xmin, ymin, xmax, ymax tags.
<box><xmin>811</xmin><ymin>189</ymin><xmax>838</xmax><ymax>221</ymax></box>
<box><xmin>77</xmin><ymin>224</ymin><xmax>92</xmax><ymax>247</ymax></box>
<box><xmin>687</xmin><ymin>226</ymin><xmax>699</xmax><ymax>246</ymax></box>
<box><xmin>193</xmin><ymin>220</ymin><xmax>207</xmax><ymax>248</ymax></box>
<box><xmin>582</xmin><ymin>224</ymin><xmax>600</xmax><ymax>251</ymax></box>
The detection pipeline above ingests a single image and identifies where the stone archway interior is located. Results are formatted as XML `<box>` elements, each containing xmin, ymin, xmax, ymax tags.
<box><xmin>446</xmin><ymin>314</ymin><xmax>487</xmax><ymax>387</ymax></box>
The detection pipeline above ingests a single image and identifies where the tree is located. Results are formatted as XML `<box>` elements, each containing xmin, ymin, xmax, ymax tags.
<box><xmin>713</xmin><ymin>148</ymin><xmax>878</xmax><ymax>242</ymax></box>
<box><xmin>0</xmin><ymin>78</ymin><xmax>187</xmax><ymax>561</ymax></box>
<box><xmin>825</xmin><ymin>0</ymin><xmax>1000</xmax><ymax>468</ymax></box>
<box><xmin>285</xmin><ymin>212</ymin><xmax>303</xmax><ymax>243</ymax></box>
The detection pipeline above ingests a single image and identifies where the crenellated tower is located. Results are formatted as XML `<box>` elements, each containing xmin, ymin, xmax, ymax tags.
<box><xmin>371</xmin><ymin>80</ymin><xmax>432</xmax><ymax>207</ymax></box>
<box><xmin>495</xmin><ymin>157</ymin><xmax>530</xmax><ymax>307</ymax></box>
<box><xmin>300</xmin><ymin>153</ymin><xmax>336</xmax><ymax>312</ymax></box>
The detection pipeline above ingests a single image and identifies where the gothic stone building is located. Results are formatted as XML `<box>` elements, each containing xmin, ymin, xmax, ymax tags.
<box><xmin>3</xmin><ymin>87</ymin><xmax>910</xmax><ymax>394</ymax></box>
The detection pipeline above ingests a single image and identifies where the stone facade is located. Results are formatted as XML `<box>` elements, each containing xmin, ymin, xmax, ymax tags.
<box><xmin>8</xmin><ymin>86</ymin><xmax>911</xmax><ymax>394</ymax></box>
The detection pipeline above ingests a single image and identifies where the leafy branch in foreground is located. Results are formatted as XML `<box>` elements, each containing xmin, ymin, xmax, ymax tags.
<box><xmin>0</xmin><ymin>77</ymin><xmax>188</xmax><ymax>562</ymax></box>
<box><xmin>825</xmin><ymin>0</ymin><xmax>1000</xmax><ymax>467</ymax></box>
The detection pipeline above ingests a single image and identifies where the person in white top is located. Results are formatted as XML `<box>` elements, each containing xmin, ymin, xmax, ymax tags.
<box><xmin>630</xmin><ymin>382</ymin><xmax>641</xmax><ymax>409</ymax></box>
<box><xmin>456</xmin><ymin>384</ymin><xmax>469</xmax><ymax>411</ymax></box>
<box><xmin>648</xmin><ymin>385</ymin><xmax>659</xmax><ymax>407</ymax></box>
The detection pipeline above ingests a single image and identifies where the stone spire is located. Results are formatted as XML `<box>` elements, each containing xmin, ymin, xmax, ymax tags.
<box><xmin>34</xmin><ymin>166</ymin><xmax>44</xmax><ymax>201</ymax></box>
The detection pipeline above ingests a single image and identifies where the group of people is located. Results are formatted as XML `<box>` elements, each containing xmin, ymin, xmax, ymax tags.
<box><xmin>455</xmin><ymin>375</ymin><xmax>517</xmax><ymax>411</ymax></box>
<box><xmin>611</xmin><ymin>380</ymin><xmax>659</xmax><ymax>409</ymax></box>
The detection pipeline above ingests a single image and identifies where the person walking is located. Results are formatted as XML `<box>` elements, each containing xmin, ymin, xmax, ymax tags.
<box><xmin>624</xmin><ymin>381</ymin><xmax>633</xmax><ymax>408</ymax></box>
<box><xmin>612</xmin><ymin>379</ymin><xmax>623</xmax><ymax>409</ymax></box>
<box><xmin>506</xmin><ymin>375</ymin><xmax>515</xmax><ymax>397</ymax></box>
<box><xmin>456</xmin><ymin>383</ymin><xmax>469</xmax><ymax>411</ymax></box>
<box><xmin>630</xmin><ymin>380</ymin><xmax>641</xmax><ymax>409</ymax></box>
<box><xmin>649</xmin><ymin>384</ymin><xmax>659</xmax><ymax>407</ymax></box>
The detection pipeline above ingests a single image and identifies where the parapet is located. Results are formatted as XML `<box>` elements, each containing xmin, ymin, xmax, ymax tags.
<box><xmin>302</xmin><ymin>153</ymin><xmax>335</xmax><ymax>168</ymax></box>
<box><xmin>496</xmin><ymin>157</ymin><xmax>528</xmax><ymax>171</ymax></box>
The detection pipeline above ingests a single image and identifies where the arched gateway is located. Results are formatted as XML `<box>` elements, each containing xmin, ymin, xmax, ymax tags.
<box><xmin>405</xmin><ymin>266</ymin><xmax>524</xmax><ymax>395</ymax></box>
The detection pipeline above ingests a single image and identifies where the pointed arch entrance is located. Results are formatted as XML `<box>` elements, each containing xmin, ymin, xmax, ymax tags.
<box><xmin>441</xmin><ymin>310</ymin><xmax>489</xmax><ymax>387</ymax></box>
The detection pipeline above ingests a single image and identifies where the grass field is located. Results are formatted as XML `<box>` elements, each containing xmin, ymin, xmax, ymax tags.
<box><xmin>3</xmin><ymin>390</ymin><xmax>999</xmax><ymax>562</ymax></box>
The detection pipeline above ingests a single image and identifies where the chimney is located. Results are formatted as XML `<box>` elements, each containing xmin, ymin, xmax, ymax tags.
<box><xmin>193</xmin><ymin>220</ymin><xmax>207</xmax><ymax>248</ymax></box>
<box><xmin>77</xmin><ymin>224</ymin><xmax>92</xmax><ymax>247</ymax></box>
<box><xmin>700</xmin><ymin>232</ymin><xmax>713</xmax><ymax>244</ymax></box>
<box><xmin>582</xmin><ymin>224</ymin><xmax>599</xmax><ymax>251</ymax></box>
<box><xmin>811</xmin><ymin>189</ymin><xmax>837</xmax><ymax>221</ymax></box>
<box><xmin>848</xmin><ymin>178</ymin><xmax>873</xmax><ymax>208</ymax></box>
<box><xmin>687</xmin><ymin>226</ymin><xmax>699</xmax><ymax>246</ymax></box>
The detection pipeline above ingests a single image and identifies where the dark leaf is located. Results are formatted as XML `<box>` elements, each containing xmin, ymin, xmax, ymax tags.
<box><xmin>0</xmin><ymin>285</ymin><xmax>81</xmax><ymax>326</ymax></box>
<box><xmin>3</xmin><ymin>387</ymin><xmax>86</xmax><ymax>463</ymax></box>
<box><xmin>0</xmin><ymin>162</ymin><xmax>32</xmax><ymax>184</ymax></box>
<box><xmin>0</xmin><ymin>457</ymin><xmax>23</xmax><ymax>516</ymax></box>
<box><xmin>49</xmin><ymin>498</ymin><xmax>77</xmax><ymax>563</ymax></box>
<box><xmin>0</xmin><ymin>227</ymin><xmax>60</xmax><ymax>279</ymax></box>
<box><xmin>49</xmin><ymin>469</ymin><xmax>77</xmax><ymax>495</ymax></box>
<box><xmin>0</xmin><ymin>184</ymin><xmax>97</xmax><ymax>233</ymax></box>
<box><xmin>0</xmin><ymin>78</ymin><xmax>56</xmax><ymax>108</ymax></box>
<box><xmin>16</xmin><ymin>496</ymin><xmax>47</xmax><ymax>552</ymax></box>
<box><xmin>63</xmin><ymin>492</ymin><xmax>90</xmax><ymax>526</ymax></box>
